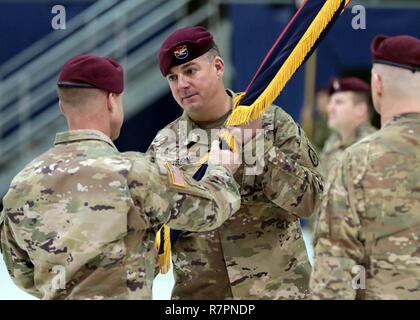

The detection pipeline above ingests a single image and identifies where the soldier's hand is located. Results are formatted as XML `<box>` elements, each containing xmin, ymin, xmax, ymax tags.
<box><xmin>208</xmin><ymin>140</ymin><xmax>241</xmax><ymax>174</ymax></box>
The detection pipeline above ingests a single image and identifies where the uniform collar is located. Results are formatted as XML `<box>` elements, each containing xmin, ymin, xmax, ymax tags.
<box><xmin>179</xmin><ymin>89</ymin><xmax>236</xmax><ymax>147</ymax></box>
<box><xmin>54</xmin><ymin>129</ymin><xmax>117</xmax><ymax>150</ymax></box>
<box><xmin>178</xmin><ymin>89</ymin><xmax>275</xmax><ymax>147</ymax></box>
<box><xmin>341</xmin><ymin>121</ymin><xmax>374</xmax><ymax>148</ymax></box>
<box><xmin>385</xmin><ymin>112</ymin><xmax>420</xmax><ymax>127</ymax></box>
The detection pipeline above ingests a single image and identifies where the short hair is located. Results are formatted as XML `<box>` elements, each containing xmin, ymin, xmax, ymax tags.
<box><xmin>57</xmin><ymin>87</ymin><xmax>106</xmax><ymax>108</ymax></box>
<box><xmin>205</xmin><ymin>45</ymin><xmax>221</xmax><ymax>60</ymax></box>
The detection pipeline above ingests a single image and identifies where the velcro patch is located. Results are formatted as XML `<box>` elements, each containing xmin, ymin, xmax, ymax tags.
<box><xmin>166</xmin><ymin>162</ymin><xmax>187</xmax><ymax>188</ymax></box>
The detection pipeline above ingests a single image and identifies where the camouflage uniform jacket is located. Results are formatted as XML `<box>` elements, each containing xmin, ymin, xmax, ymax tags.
<box><xmin>147</xmin><ymin>90</ymin><xmax>324</xmax><ymax>299</ymax></box>
<box><xmin>320</xmin><ymin>122</ymin><xmax>377</xmax><ymax>178</ymax></box>
<box><xmin>310</xmin><ymin>113</ymin><xmax>420</xmax><ymax>299</ymax></box>
<box><xmin>0</xmin><ymin>129</ymin><xmax>240</xmax><ymax>299</ymax></box>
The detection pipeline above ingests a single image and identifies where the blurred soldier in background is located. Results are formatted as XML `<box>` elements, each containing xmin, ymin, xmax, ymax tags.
<box><xmin>311</xmin><ymin>88</ymin><xmax>331</xmax><ymax>152</ymax></box>
<box><xmin>320</xmin><ymin>77</ymin><xmax>377</xmax><ymax>177</ymax></box>
<box><xmin>300</xmin><ymin>87</ymin><xmax>331</xmax><ymax>153</ymax></box>
<box><xmin>0</xmin><ymin>54</ymin><xmax>241</xmax><ymax>299</ymax></box>
<box><xmin>311</xmin><ymin>34</ymin><xmax>420</xmax><ymax>299</ymax></box>
<box><xmin>148</xmin><ymin>26</ymin><xmax>324</xmax><ymax>299</ymax></box>
<box><xmin>306</xmin><ymin>77</ymin><xmax>377</xmax><ymax>234</ymax></box>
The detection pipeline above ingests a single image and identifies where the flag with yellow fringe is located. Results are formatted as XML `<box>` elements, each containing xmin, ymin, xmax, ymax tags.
<box><xmin>156</xmin><ymin>0</ymin><xmax>351</xmax><ymax>274</ymax></box>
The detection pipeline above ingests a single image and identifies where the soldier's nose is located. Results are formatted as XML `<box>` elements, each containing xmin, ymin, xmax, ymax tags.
<box><xmin>177</xmin><ymin>75</ymin><xmax>189</xmax><ymax>89</ymax></box>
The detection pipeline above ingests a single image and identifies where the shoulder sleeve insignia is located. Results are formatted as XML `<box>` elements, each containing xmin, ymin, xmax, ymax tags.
<box><xmin>308</xmin><ymin>146</ymin><xmax>319</xmax><ymax>167</ymax></box>
<box><xmin>166</xmin><ymin>162</ymin><xmax>187</xmax><ymax>188</ymax></box>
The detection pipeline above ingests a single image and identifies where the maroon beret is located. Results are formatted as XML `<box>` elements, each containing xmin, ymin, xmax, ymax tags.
<box><xmin>58</xmin><ymin>54</ymin><xmax>124</xmax><ymax>94</ymax></box>
<box><xmin>158</xmin><ymin>26</ymin><xmax>215</xmax><ymax>76</ymax></box>
<box><xmin>371</xmin><ymin>35</ymin><xmax>420</xmax><ymax>73</ymax></box>
<box><xmin>328</xmin><ymin>77</ymin><xmax>370</xmax><ymax>96</ymax></box>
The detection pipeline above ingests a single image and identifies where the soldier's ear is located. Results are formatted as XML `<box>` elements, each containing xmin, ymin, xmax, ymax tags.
<box><xmin>355</xmin><ymin>101</ymin><xmax>368</xmax><ymax>117</ymax></box>
<box><xmin>58</xmin><ymin>100</ymin><xmax>64</xmax><ymax>114</ymax></box>
<box><xmin>106</xmin><ymin>92</ymin><xmax>115</xmax><ymax>113</ymax></box>
<box><xmin>214</xmin><ymin>56</ymin><xmax>224</xmax><ymax>79</ymax></box>
<box><xmin>372</xmin><ymin>72</ymin><xmax>383</xmax><ymax>97</ymax></box>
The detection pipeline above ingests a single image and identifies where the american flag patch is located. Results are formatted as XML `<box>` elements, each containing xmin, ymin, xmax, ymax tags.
<box><xmin>166</xmin><ymin>162</ymin><xmax>186</xmax><ymax>188</ymax></box>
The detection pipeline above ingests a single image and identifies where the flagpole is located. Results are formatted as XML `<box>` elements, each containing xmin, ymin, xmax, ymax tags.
<box><xmin>300</xmin><ymin>49</ymin><xmax>318</xmax><ymax>143</ymax></box>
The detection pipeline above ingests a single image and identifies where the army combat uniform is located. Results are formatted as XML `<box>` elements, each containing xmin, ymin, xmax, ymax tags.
<box><xmin>320</xmin><ymin>121</ymin><xmax>377</xmax><ymax>178</ymax></box>
<box><xmin>310</xmin><ymin>113</ymin><xmax>420</xmax><ymax>299</ymax></box>
<box><xmin>305</xmin><ymin>122</ymin><xmax>378</xmax><ymax>233</ymax></box>
<box><xmin>147</xmin><ymin>90</ymin><xmax>324</xmax><ymax>299</ymax></box>
<box><xmin>0</xmin><ymin>129</ymin><xmax>240</xmax><ymax>299</ymax></box>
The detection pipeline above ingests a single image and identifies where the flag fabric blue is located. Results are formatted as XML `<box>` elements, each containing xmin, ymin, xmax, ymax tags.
<box><xmin>226</xmin><ymin>0</ymin><xmax>351</xmax><ymax>127</ymax></box>
<box><xmin>239</xmin><ymin>0</ymin><xmax>348</xmax><ymax>109</ymax></box>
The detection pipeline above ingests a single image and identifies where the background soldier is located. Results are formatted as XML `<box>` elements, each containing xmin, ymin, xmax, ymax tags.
<box><xmin>310</xmin><ymin>35</ymin><xmax>420</xmax><ymax>299</ymax></box>
<box><xmin>0</xmin><ymin>54</ymin><xmax>241</xmax><ymax>299</ymax></box>
<box><xmin>306</xmin><ymin>77</ymin><xmax>378</xmax><ymax>234</ymax></box>
<box><xmin>148</xmin><ymin>26</ymin><xmax>324</xmax><ymax>299</ymax></box>
<box><xmin>320</xmin><ymin>77</ymin><xmax>377</xmax><ymax>177</ymax></box>
<box><xmin>311</xmin><ymin>88</ymin><xmax>332</xmax><ymax>152</ymax></box>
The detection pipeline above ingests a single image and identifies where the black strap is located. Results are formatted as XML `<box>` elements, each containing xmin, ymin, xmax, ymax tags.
<box><xmin>373</xmin><ymin>59</ymin><xmax>420</xmax><ymax>73</ymax></box>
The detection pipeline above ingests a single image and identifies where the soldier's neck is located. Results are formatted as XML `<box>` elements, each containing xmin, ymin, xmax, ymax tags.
<box><xmin>66</xmin><ymin>117</ymin><xmax>112</xmax><ymax>139</ymax></box>
<box><xmin>189</xmin><ymin>90</ymin><xmax>231</xmax><ymax>125</ymax></box>
<box><xmin>338</xmin><ymin>119</ymin><xmax>366</xmax><ymax>144</ymax></box>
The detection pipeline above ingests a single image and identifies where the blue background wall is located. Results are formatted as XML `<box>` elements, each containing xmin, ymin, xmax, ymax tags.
<box><xmin>0</xmin><ymin>1</ymin><xmax>94</xmax><ymax>65</ymax></box>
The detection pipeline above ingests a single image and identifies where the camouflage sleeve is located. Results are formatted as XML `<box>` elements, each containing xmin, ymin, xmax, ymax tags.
<box><xmin>261</xmin><ymin>108</ymin><xmax>324</xmax><ymax>218</ymax></box>
<box><xmin>145</xmin><ymin>133</ymin><xmax>158</xmax><ymax>156</ymax></box>
<box><xmin>310</xmin><ymin>152</ymin><xmax>365</xmax><ymax>299</ymax></box>
<box><xmin>127</xmin><ymin>156</ymin><xmax>240</xmax><ymax>232</ymax></box>
<box><xmin>145</xmin><ymin>128</ymin><xmax>174</xmax><ymax>158</ymax></box>
<box><xmin>0</xmin><ymin>215</ymin><xmax>41</xmax><ymax>298</ymax></box>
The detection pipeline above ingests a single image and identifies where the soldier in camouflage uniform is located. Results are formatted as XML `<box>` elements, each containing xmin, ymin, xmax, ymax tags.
<box><xmin>0</xmin><ymin>54</ymin><xmax>241</xmax><ymax>299</ymax></box>
<box><xmin>149</xmin><ymin>26</ymin><xmax>324</xmax><ymax>299</ymax></box>
<box><xmin>320</xmin><ymin>77</ymin><xmax>377</xmax><ymax>178</ymax></box>
<box><xmin>310</xmin><ymin>35</ymin><xmax>420</xmax><ymax>299</ymax></box>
